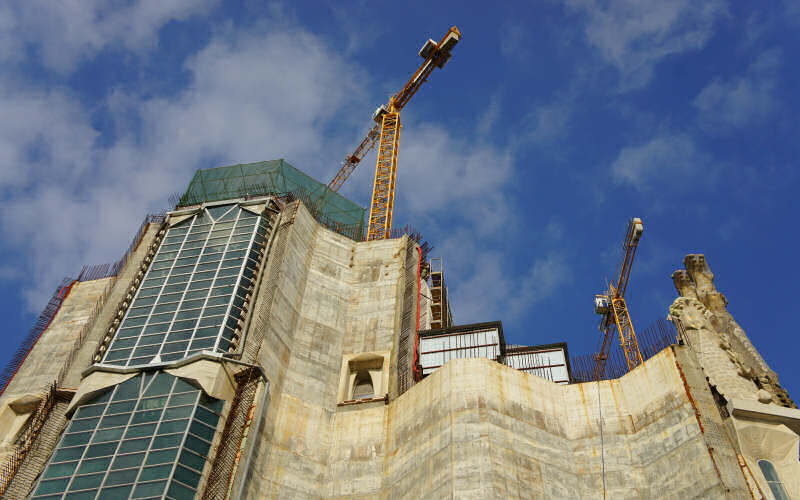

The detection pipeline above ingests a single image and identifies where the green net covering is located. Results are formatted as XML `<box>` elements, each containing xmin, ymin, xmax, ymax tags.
<box><xmin>178</xmin><ymin>159</ymin><xmax>365</xmax><ymax>240</ymax></box>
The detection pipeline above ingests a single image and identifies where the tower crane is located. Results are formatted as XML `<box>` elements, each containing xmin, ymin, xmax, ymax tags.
<box><xmin>592</xmin><ymin>217</ymin><xmax>645</xmax><ymax>380</ymax></box>
<box><xmin>326</xmin><ymin>26</ymin><xmax>461</xmax><ymax>241</ymax></box>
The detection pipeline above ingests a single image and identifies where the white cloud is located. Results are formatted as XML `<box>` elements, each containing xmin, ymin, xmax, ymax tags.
<box><xmin>0</xmin><ymin>21</ymin><xmax>372</xmax><ymax>310</ymax></box>
<box><xmin>610</xmin><ymin>133</ymin><xmax>709</xmax><ymax>190</ymax></box>
<box><xmin>439</xmin><ymin>230</ymin><xmax>571</xmax><ymax>323</ymax></box>
<box><xmin>1</xmin><ymin>0</ymin><xmax>219</xmax><ymax>73</ymax></box>
<box><xmin>694</xmin><ymin>49</ymin><xmax>781</xmax><ymax>131</ymax></box>
<box><xmin>564</xmin><ymin>0</ymin><xmax>726</xmax><ymax>89</ymax></box>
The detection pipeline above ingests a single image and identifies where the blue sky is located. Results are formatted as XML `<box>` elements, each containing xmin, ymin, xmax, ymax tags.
<box><xmin>1</xmin><ymin>1</ymin><xmax>798</xmax><ymax>396</ymax></box>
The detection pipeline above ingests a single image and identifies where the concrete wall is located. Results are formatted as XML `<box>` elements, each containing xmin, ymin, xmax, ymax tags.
<box><xmin>0</xmin><ymin>277</ymin><xmax>113</xmax><ymax>404</ymax></box>
<box><xmin>240</xmin><ymin>202</ymin><xmax>410</xmax><ymax>499</ymax></box>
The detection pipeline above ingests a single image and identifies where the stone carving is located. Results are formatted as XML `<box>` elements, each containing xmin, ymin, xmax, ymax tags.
<box><xmin>669</xmin><ymin>254</ymin><xmax>796</xmax><ymax>408</ymax></box>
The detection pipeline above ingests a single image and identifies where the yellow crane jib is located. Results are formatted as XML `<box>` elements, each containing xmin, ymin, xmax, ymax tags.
<box><xmin>592</xmin><ymin>217</ymin><xmax>644</xmax><ymax>379</ymax></box>
<box><xmin>326</xmin><ymin>27</ymin><xmax>460</xmax><ymax>241</ymax></box>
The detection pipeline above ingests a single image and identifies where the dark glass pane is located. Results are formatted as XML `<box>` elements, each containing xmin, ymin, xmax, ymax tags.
<box><xmin>62</xmin><ymin>432</ymin><xmax>92</xmax><ymax>447</ymax></box>
<box><xmin>98</xmin><ymin>484</ymin><xmax>133</xmax><ymax>498</ymax></box>
<box><xmin>152</xmin><ymin>433</ymin><xmax>183</xmax><ymax>450</ymax></box>
<box><xmin>125</xmin><ymin>423</ymin><xmax>157</xmax><ymax>439</ymax></box>
<box><xmin>184</xmin><ymin>435</ymin><xmax>210</xmax><ymax>456</ymax></box>
<box><xmin>92</xmin><ymin>427</ymin><xmax>125</xmax><ymax>444</ymax></box>
<box><xmin>107</xmin><ymin>400</ymin><xmax>136</xmax><ymax>414</ymax></box>
<box><xmin>163</xmin><ymin>405</ymin><xmax>193</xmax><ymax>420</ymax></box>
<box><xmin>190</xmin><ymin>337</ymin><xmax>216</xmax><ymax>350</ymax></box>
<box><xmin>69</xmin><ymin>418</ymin><xmax>99</xmax><ymax>433</ymax></box>
<box><xmin>111</xmin><ymin>452</ymin><xmax>145</xmax><ymax>470</ymax></box>
<box><xmin>105</xmin><ymin>349</ymin><xmax>132</xmax><ymax>362</ymax></box>
<box><xmin>178</xmin><ymin>450</ymin><xmax>205</xmax><ymax>472</ymax></box>
<box><xmin>162</xmin><ymin>341</ymin><xmax>189</xmax><ymax>354</ymax></box>
<box><xmin>34</xmin><ymin>477</ymin><xmax>70</xmax><ymax>495</ymax></box>
<box><xmin>139</xmin><ymin>464</ymin><xmax>173</xmax><ymax>481</ymax></box>
<box><xmin>44</xmin><ymin>461</ymin><xmax>78</xmax><ymax>478</ymax></box>
<box><xmin>174</xmin><ymin>465</ymin><xmax>201</xmax><ymax>488</ymax></box>
<box><xmin>168</xmin><ymin>393</ymin><xmax>197</xmax><ymax>407</ymax></box>
<box><xmin>100</xmin><ymin>413</ymin><xmax>130</xmax><ymax>429</ymax></box>
<box><xmin>167</xmin><ymin>480</ymin><xmax>196</xmax><ymax>500</ymax></box>
<box><xmin>195</xmin><ymin>407</ymin><xmax>220</xmax><ymax>427</ymax></box>
<box><xmin>64</xmin><ymin>491</ymin><xmax>97</xmax><ymax>500</ymax></box>
<box><xmin>189</xmin><ymin>421</ymin><xmax>215</xmax><ymax>441</ymax></box>
<box><xmin>104</xmin><ymin>468</ymin><xmax>139</xmax><ymax>485</ymax></box>
<box><xmin>173</xmin><ymin>379</ymin><xmax>198</xmax><ymax>393</ymax></box>
<box><xmin>113</xmin><ymin>376</ymin><xmax>142</xmax><ymax>401</ymax></box>
<box><xmin>85</xmin><ymin>441</ymin><xmax>119</xmax><ymax>458</ymax></box>
<box><xmin>132</xmin><ymin>480</ymin><xmax>167</xmax><ymax>498</ymax></box>
<box><xmin>77</xmin><ymin>456</ymin><xmax>112</xmax><ymax>474</ymax></box>
<box><xmin>145</xmin><ymin>447</ymin><xmax>178</xmax><ymax>465</ymax></box>
<box><xmin>131</xmin><ymin>409</ymin><xmax>163</xmax><ymax>424</ymax></box>
<box><xmin>74</xmin><ymin>404</ymin><xmax>105</xmax><ymax>419</ymax></box>
<box><xmin>199</xmin><ymin>394</ymin><xmax>224</xmax><ymax>413</ymax></box>
<box><xmin>157</xmin><ymin>419</ymin><xmax>189</xmax><ymax>435</ymax></box>
<box><xmin>118</xmin><ymin>437</ymin><xmax>151</xmax><ymax>454</ymax></box>
<box><xmin>69</xmin><ymin>472</ymin><xmax>105</xmax><ymax>491</ymax></box>
<box><xmin>52</xmin><ymin>445</ymin><xmax>85</xmax><ymax>463</ymax></box>
<box><xmin>138</xmin><ymin>396</ymin><xmax>168</xmax><ymax>410</ymax></box>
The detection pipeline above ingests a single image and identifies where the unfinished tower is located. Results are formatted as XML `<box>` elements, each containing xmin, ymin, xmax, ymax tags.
<box><xmin>1</xmin><ymin>161</ymin><xmax>798</xmax><ymax>499</ymax></box>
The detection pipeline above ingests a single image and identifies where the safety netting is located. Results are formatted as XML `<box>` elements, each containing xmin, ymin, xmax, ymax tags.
<box><xmin>178</xmin><ymin>160</ymin><xmax>365</xmax><ymax>240</ymax></box>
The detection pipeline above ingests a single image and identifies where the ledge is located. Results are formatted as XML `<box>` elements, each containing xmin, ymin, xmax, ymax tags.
<box><xmin>729</xmin><ymin>398</ymin><xmax>800</xmax><ymax>434</ymax></box>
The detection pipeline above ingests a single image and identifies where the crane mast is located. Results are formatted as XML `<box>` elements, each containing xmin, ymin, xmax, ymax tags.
<box><xmin>326</xmin><ymin>26</ymin><xmax>461</xmax><ymax>240</ymax></box>
<box><xmin>593</xmin><ymin>217</ymin><xmax>645</xmax><ymax>380</ymax></box>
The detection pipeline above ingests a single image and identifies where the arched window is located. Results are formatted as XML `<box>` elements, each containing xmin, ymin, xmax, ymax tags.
<box><xmin>757</xmin><ymin>459</ymin><xmax>789</xmax><ymax>500</ymax></box>
<box><xmin>352</xmin><ymin>370</ymin><xmax>374</xmax><ymax>400</ymax></box>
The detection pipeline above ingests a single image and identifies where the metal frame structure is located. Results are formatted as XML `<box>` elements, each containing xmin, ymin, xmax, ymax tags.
<box><xmin>593</xmin><ymin>218</ymin><xmax>645</xmax><ymax>380</ymax></box>
<box><xmin>366</xmin><ymin>113</ymin><xmax>402</xmax><ymax>241</ymax></box>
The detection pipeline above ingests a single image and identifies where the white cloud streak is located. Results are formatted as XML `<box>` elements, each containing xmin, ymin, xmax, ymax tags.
<box><xmin>694</xmin><ymin>48</ymin><xmax>782</xmax><ymax>131</ymax></box>
<box><xmin>610</xmin><ymin>133</ymin><xmax>709</xmax><ymax>190</ymax></box>
<box><xmin>2</xmin><ymin>0</ymin><xmax>219</xmax><ymax>73</ymax></box>
<box><xmin>564</xmin><ymin>0</ymin><xmax>727</xmax><ymax>89</ymax></box>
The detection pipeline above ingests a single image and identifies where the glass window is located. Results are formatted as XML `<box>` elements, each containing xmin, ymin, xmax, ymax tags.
<box><xmin>100</xmin><ymin>204</ymin><xmax>273</xmax><ymax>367</ymax></box>
<box><xmin>757</xmin><ymin>460</ymin><xmax>789</xmax><ymax>500</ymax></box>
<box><xmin>30</xmin><ymin>372</ymin><xmax>223</xmax><ymax>500</ymax></box>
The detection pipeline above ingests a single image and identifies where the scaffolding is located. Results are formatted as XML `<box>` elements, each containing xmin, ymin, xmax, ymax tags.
<box><xmin>428</xmin><ymin>257</ymin><xmax>453</xmax><ymax>330</ymax></box>
<box><xmin>177</xmin><ymin>160</ymin><xmax>366</xmax><ymax>240</ymax></box>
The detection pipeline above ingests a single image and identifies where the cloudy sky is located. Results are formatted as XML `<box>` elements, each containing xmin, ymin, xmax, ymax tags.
<box><xmin>1</xmin><ymin>2</ymin><xmax>798</xmax><ymax>395</ymax></box>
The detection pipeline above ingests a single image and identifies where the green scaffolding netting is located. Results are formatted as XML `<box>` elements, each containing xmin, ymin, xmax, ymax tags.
<box><xmin>179</xmin><ymin>159</ymin><xmax>365</xmax><ymax>240</ymax></box>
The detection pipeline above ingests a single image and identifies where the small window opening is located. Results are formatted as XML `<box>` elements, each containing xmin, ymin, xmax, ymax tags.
<box><xmin>352</xmin><ymin>370</ymin><xmax>374</xmax><ymax>400</ymax></box>
<box><xmin>757</xmin><ymin>459</ymin><xmax>789</xmax><ymax>500</ymax></box>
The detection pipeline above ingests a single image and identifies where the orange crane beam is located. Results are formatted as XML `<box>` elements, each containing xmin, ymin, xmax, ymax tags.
<box><xmin>326</xmin><ymin>27</ymin><xmax>461</xmax><ymax>236</ymax></box>
<box><xmin>593</xmin><ymin>217</ymin><xmax>644</xmax><ymax>379</ymax></box>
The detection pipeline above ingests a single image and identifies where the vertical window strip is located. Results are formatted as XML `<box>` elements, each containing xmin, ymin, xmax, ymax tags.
<box><xmin>158</xmin><ymin>208</ymin><xmax>228</xmax><ymax>362</ymax></box>
<box><xmin>191</xmin><ymin>207</ymin><xmax>243</xmax><ymax>357</ymax></box>
<box><xmin>102</xmin><ymin>214</ymin><xmax>195</xmax><ymax>366</ymax></box>
<box><xmin>211</xmin><ymin>211</ymin><xmax>259</xmax><ymax>353</ymax></box>
<box><xmin>128</xmin><ymin>215</ymin><xmax>199</xmax><ymax>367</ymax></box>
<box><xmin>102</xmin><ymin>204</ymin><xmax>265</xmax><ymax>368</ymax></box>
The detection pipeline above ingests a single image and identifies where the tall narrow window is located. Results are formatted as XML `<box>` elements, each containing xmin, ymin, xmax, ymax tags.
<box><xmin>102</xmin><ymin>204</ymin><xmax>272</xmax><ymax>367</ymax></box>
<box><xmin>757</xmin><ymin>459</ymin><xmax>789</xmax><ymax>500</ymax></box>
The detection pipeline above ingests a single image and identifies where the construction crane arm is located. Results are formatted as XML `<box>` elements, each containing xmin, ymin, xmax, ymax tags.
<box><xmin>327</xmin><ymin>124</ymin><xmax>380</xmax><ymax>192</ymax></box>
<box><xmin>593</xmin><ymin>217</ymin><xmax>644</xmax><ymax>378</ymax></box>
<box><xmin>327</xmin><ymin>26</ymin><xmax>461</xmax><ymax>192</ymax></box>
